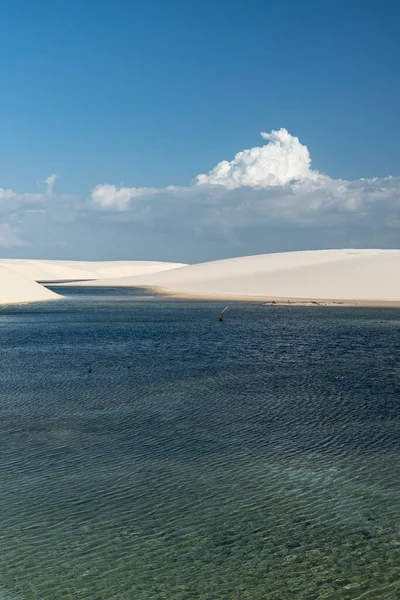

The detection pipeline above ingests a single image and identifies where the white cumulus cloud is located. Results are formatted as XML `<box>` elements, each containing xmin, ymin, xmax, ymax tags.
<box><xmin>0</xmin><ymin>127</ymin><xmax>399</xmax><ymax>257</ymax></box>
<box><xmin>88</xmin><ymin>129</ymin><xmax>400</xmax><ymax>224</ymax></box>
<box><xmin>86</xmin><ymin>127</ymin><xmax>400</xmax><ymax>257</ymax></box>
<box><xmin>89</xmin><ymin>128</ymin><xmax>328</xmax><ymax>214</ymax></box>
<box><xmin>89</xmin><ymin>128</ymin><xmax>324</xmax><ymax>211</ymax></box>
<box><xmin>195</xmin><ymin>128</ymin><xmax>318</xmax><ymax>188</ymax></box>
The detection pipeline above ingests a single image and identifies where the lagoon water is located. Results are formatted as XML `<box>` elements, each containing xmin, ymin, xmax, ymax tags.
<box><xmin>0</xmin><ymin>288</ymin><xmax>399</xmax><ymax>599</ymax></box>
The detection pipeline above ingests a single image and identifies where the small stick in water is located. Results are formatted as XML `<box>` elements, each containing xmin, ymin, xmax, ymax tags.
<box><xmin>219</xmin><ymin>305</ymin><xmax>229</xmax><ymax>322</ymax></box>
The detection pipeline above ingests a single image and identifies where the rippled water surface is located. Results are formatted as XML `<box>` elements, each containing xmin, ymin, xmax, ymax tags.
<box><xmin>0</xmin><ymin>289</ymin><xmax>400</xmax><ymax>599</ymax></box>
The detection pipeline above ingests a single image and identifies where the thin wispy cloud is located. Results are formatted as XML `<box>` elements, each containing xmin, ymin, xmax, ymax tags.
<box><xmin>0</xmin><ymin>223</ymin><xmax>26</xmax><ymax>247</ymax></box>
<box><xmin>44</xmin><ymin>174</ymin><xmax>59</xmax><ymax>195</ymax></box>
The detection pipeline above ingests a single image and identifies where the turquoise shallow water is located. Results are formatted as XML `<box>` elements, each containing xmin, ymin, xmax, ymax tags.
<box><xmin>0</xmin><ymin>289</ymin><xmax>399</xmax><ymax>599</ymax></box>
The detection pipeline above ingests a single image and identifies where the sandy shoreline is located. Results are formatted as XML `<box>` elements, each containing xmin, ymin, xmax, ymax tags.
<box><xmin>72</xmin><ymin>283</ymin><xmax>400</xmax><ymax>307</ymax></box>
<box><xmin>144</xmin><ymin>287</ymin><xmax>400</xmax><ymax>307</ymax></box>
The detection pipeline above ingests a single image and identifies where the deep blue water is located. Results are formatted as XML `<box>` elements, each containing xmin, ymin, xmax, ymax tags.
<box><xmin>0</xmin><ymin>288</ymin><xmax>399</xmax><ymax>599</ymax></box>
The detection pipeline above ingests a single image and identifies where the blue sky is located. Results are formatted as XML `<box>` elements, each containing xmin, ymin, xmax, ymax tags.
<box><xmin>0</xmin><ymin>0</ymin><xmax>399</xmax><ymax>260</ymax></box>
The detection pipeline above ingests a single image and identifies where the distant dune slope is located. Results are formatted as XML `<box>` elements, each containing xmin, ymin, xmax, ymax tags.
<box><xmin>0</xmin><ymin>265</ymin><xmax>61</xmax><ymax>305</ymax></box>
<box><xmin>0</xmin><ymin>260</ymin><xmax>187</xmax><ymax>282</ymax></box>
<box><xmin>65</xmin><ymin>249</ymin><xmax>400</xmax><ymax>302</ymax></box>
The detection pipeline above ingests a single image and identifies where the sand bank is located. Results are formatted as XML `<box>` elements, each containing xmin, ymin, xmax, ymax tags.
<box><xmin>56</xmin><ymin>249</ymin><xmax>400</xmax><ymax>305</ymax></box>
<box><xmin>97</xmin><ymin>285</ymin><xmax>400</xmax><ymax>307</ymax></box>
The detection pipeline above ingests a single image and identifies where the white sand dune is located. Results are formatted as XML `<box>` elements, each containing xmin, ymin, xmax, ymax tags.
<box><xmin>0</xmin><ymin>259</ymin><xmax>185</xmax><ymax>305</ymax></box>
<box><xmin>63</xmin><ymin>249</ymin><xmax>400</xmax><ymax>303</ymax></box>
<box><xmin>4</xmin><ymin>250</ymin><xmax>400</xmax><ymax>305</ymax></box>
<box><xmin>0</xmin><ymin>259</ymin><xmax>186</xmax><ymax>282</ymax></box>
<box><xmin>0</xmin><ymin>265</ymin><xmax>61</xmax><ymax>305</ymax></box>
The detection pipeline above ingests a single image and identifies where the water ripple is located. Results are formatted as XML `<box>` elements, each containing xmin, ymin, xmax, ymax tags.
<box><xmin>0</xmin><ymin>297</ymin><xmax>399</xmax><ymax>598</ymax></box>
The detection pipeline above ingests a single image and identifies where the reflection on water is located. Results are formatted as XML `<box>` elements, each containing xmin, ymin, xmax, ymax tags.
<box><xmin>0</xmin><ymin>289</ymin><xmax>399</xmax><ymax>599</ymax></box>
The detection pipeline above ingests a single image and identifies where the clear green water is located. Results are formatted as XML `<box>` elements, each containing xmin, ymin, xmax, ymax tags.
<box><xmin>0</xmin><ymin>289</ymin><xmax>399</xmax><ymax>599</ymax></box>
